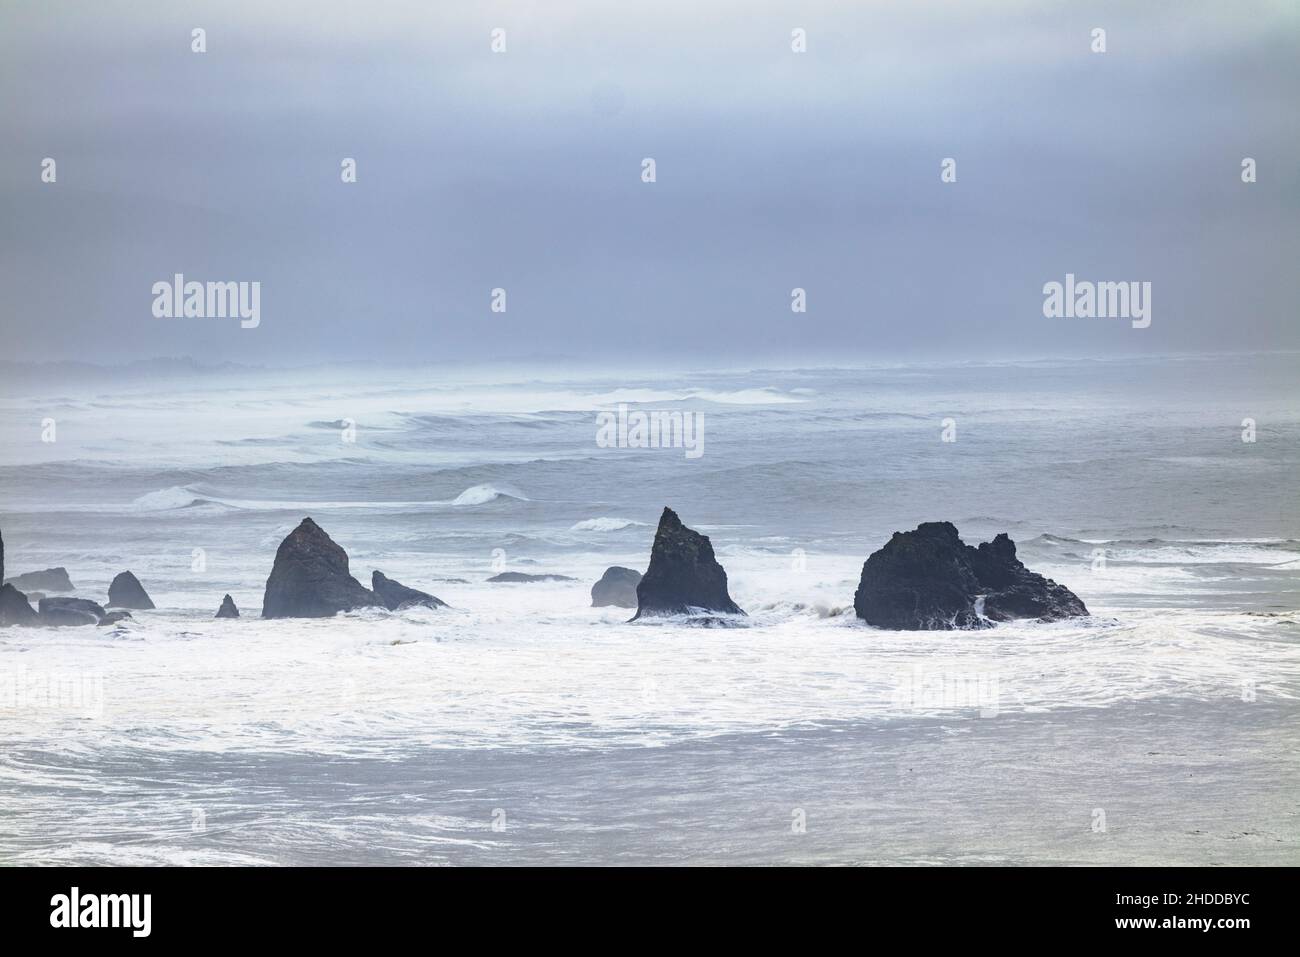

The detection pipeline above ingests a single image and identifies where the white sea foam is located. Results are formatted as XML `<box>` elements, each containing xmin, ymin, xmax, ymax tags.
<box><xmin>3</xmin><ymin>585</ymin><xmax>1296</xmax><ymax>759</ymax></box>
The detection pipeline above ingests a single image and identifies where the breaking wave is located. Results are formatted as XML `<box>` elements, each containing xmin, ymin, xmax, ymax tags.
<box><xmin>570</xmin><ymin>517</ymin><xmax>648</xmax><ymax>532</ymax></box>
<box><xmin>448</xmin><ymin>484</ymin><xmax>529</xmax><ymax>506</ymax></box>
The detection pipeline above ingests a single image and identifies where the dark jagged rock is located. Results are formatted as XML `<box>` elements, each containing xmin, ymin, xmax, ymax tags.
<box><xmin>97</xmin><ymin>610</ymin><xmax>133</xmax><ymax>627</ymax></box>
<box><xmin>853</xmin><ymin>522</ymin><xmax>1088</xmax><ymax>630</ymax></box>
<box><xmin>215</xmin><ymin>594</ymin><xmax>240</xmax><ymax>619</ymax></box>
<box><xmin>261</xmin><ymin>517</ymin><xmax>384</xmax><ymax>619</ymax></box>
<box><xmin>37</xmin><ymin>596</ymin><xmax>104</xmax><ymax>627</ymax></box>
<box><xmin>633</xmin><ymin>507</ymin><xmax>744</xmax><ymax>619</ymax></box>
<box><xmin>108</xmin><ymin>570</ymin><xmax>155</xmax><ymax>609</ymax></box>
<box><xmin>0</xmin><ymin>583</ymin><xmax>38</xmax><ymax>626</ymax></box>
<box><xmin>591</xmin><ymin>566</ymin><xmax>642</xmax><ymax>608</ymax></box>
<box><xmin>486</xmin><ymin>572</ymin><xmax>577</xmax><ymax>583</ymax></box>
<box><xmin>372</xmin><ymin>571</ymin><xmax>447</xmax><ymax>610</ymax></box>
<box><xmin>5</xmin><ymin>567</ymin><xmax>74</xmax><ymax>592</ymax></box>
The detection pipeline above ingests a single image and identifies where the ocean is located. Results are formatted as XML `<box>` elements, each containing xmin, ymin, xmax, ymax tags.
<box><xmin>1</xmin><ymin>352</ymin><xmax>1298</xmax><ymax>865</ymax></box>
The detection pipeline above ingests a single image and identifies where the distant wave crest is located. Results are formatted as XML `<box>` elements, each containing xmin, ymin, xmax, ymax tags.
<box><xmin>571</xmin><ymin>517</ymin><xmax>648</xmax><ymax>532</ymax></box>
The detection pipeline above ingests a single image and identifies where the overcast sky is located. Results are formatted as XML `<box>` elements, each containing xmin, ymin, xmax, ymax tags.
<box><xmin>1</xmin><ymin>0</ymin><xmax>1296</xmax><ymax>366</ymax></box>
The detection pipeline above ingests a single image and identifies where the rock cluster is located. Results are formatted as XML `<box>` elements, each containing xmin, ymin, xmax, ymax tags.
<box><xmin>853</xmin><ymin>522</ymin><xmax>1088</xmax><ymax>630</ymax></box>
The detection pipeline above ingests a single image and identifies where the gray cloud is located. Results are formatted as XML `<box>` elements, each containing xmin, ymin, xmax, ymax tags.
<box><xmin>1</xmin><ymin>0</ymin><xmax>1297</xmax><ymax>365</ymax></box>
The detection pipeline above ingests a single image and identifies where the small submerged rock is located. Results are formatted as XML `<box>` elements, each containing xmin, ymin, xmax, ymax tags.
<box><xmin>633</xmin><ymin>507</ymin><xmax>745</xmax><ymax>620</ymax></box>
<box><xmin>853</xmin><ymin>522</ymin><xmax>1089</xmax><ymax>630</ymax></box>
<box><xmin>591</xmin><ymin>566</ymin><xmax>642</xmax><ymax>608</ymax></box>
<box><xmin>372</xmin><ymin>571</ymin><xmax>447</xmax><ymax>610</ymax></box>
<box><xmin>108</xmin><ymin>570</ymin><xmax>155</xmax><ymax>610</ymax></box>
<box><xmin>215</xmin><ymin>594</ymin><xmax>240</xmax><ymax>619</ymax></box>
<box><xmin>97</xmin><ymin>610</ymin><xmax>133</xmax><ymax>627</ymax></box>
<box><xmin>487</xmin><ymin>572</ymin><xmax>577</xmax><ymax>583</ymax></box>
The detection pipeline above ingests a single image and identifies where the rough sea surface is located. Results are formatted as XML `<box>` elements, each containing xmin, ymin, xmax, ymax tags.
<box><xmin>1</xmin><ymin>353</ymin><xmax>1297</xmax><ymax>865</ymax></box>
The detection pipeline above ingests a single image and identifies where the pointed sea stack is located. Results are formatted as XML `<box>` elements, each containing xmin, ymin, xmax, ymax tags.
<box><xmin>371</xmin><ymin>571</ymin><xmax>447</xmax><ymax>610</ymax></box>
<box><xmin>215</xmin><ymin>594</ymin><xmax>240</xmax><ymax>619</ymax></box>
<box><xmin>108</xmin><ymin>570</ymin><xmax>155</xmax><ymax>609</ymax></box>
<box><xmin>591</xmin><ymin>566</ymin><xmax>642</xmax><ymax>608</ymax></box>
<box><xmin>853</xmin><ymin>522</ymin><xmax>1088</xmax><ymax>630</ymax></box>
<box><xmin>633</xmin><ymin>508</ymin><xmax>744</xmax><ymax>619</ymax></box>
<box><xmin>261</xmin><ymin>518</ymin><xmax>384</xmax><ymax>618</ymax></box>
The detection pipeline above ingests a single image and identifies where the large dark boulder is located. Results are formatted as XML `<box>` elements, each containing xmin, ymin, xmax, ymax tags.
<box><xmin>0</xmin><ymin>583</ymin><xmax>38</xmax><ymax>627</ymax></box>
<box><xmin>37</xmin><ymin>596</ymin><xmax>105</xmax><ymax>627</ymax></box>
<box><xmin>215</xmin><ymin>594</ymin><xmax>240</xmax><ymax>619</ymax></box>
<box><xmin>591</xmin><ymin>566</ymin><xmax>642</xmax><ymax>608</ymax></box>
<box><xmin>261</xmin><ymin>517</ymin><xmax>384</xmax><ymax>619</ymax></box>
<box><xmin>5</xmin><ymin>567</ymin><xmax>75</xmax><ymax>592</ymax></box>
<box><xmin>633</xmin><ymin>508</ymin><xmax>744</xmax><ymax>619</ymax></box>
<box><xmin>853</xmin><ymin>522</ymin><xmax>1088</xmax><ymax>630</ymax></box>
<box><xmin>108</xmin><ymin>570</ymin><xmax>155</xmax><ymax>609</ymax></box>
<box><xmin>371</xmin><ymin>571</ymin><xmax>447</xmax><ymax>610</ymax></box>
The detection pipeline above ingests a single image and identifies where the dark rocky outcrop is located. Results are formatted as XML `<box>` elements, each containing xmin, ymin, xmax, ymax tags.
<box><xmin>97</xmin><ymin>610</ymin><xmax>133</xmax><ymax>627</ymax></box>
<box><xmin>968</xmin><ymin>533</ymin><xmax>1089</xmax><ymax>623</ymax></box>
<box><xmin>261</xmin><ymin>518</ymin><xmax>384</xmax><ymax>619</ymax></box>
<box><xmin>37</xmin><ymin>596</ymin><xmax>105</xmax><ymax>627</ymax></box>
<box><xmin>591</xmin><ymin>566</ymin><xmax>642</xmax><ymax>608</ymax></box>
<box><xmin>215</xmin><ymin>594</ymin><xmax>240</xmax><ymax>619</ymax></box>
<box><xmin>108</xmin><ymin>570</ymin><xmax>155</xmax><ymax>609</ymax></box>
<box><xmin>853</xmin><ymin>522</ymin><xmax>1089</xmax><ymax>630</ymax></box>
<box><xmin>486</xmin><ymin>572</ymin><xmax>577</xmax><ymax>583</ymax></box>
<box><xmin>371</xmin><ymin>571</ymin><xmax>447</xmax><ymax>610</ymax></box>
<box><xmin>4</xmin><ymin>567</ymin><xmax>74</xmax><ymax>592</ymax></box>
<box><xmin>633</xmin><ymin>507</ymin><xmax>744</xmax><ymax>619</ymax></box>
<box><xmin>0</xmin><ymin>583</ymin><xmax>38</xmax><ymax>627</ymax></box>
